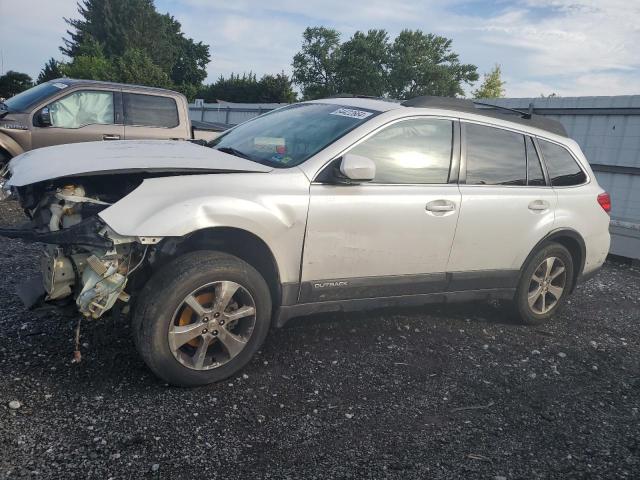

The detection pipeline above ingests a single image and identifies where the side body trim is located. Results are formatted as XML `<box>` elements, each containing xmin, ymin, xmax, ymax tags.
<box><xmin>296</xmin><ymin>269</ymin><xmax>520</xmax><ymax>304</ymax></box>
<box><xmin>274</xmin><ymin>288</ymin><xmax>516</xmax><ymax>327</ymax></box>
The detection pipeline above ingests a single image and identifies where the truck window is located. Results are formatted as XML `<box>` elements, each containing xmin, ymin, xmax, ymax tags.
<box><xmin>49</xmin><ymin>91</ymin><xmax>115</xmax><ymax>129</ymax></box>
<box><xmin>123</xmin><ymin>93</ymin><xmax>179</xmax><ymax>128</ymax></box>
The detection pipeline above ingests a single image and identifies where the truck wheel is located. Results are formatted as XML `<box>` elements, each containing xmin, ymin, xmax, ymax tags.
<box><xmin>132</xmin><ymin>251</ymin><xmax>272</xmax><ymax>387</ymax></box>
<box><xmin>513</xmin><ymin>242</ymin><xmax>574</xmax><ymax>325</ymax></box>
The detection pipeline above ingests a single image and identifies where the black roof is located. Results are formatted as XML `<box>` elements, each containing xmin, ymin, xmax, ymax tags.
<box><xmin>401</xmin><ymin>96</ymin><xmax>568</xmax><ymax>137</ymax></box>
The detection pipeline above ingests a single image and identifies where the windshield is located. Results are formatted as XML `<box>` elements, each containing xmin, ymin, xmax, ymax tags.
<box><xmin>210</xmin><ymin>103</ymin><xmax>379</xmax><ymax>167</ymax></box>
<box><xmin>4</xmin><ymin>81</ymin><xmax>69</xmax><ymax>112</ymax></box>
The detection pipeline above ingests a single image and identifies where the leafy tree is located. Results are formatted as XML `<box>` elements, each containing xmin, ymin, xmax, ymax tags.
<box><xmin>472</xmin><ymin>64</ymin><xmax>506</xmax><ymax>98</ymax></box>
<box><xmin>61</xmin><ymin>41</ymin><xmax>115</xmax><ymax>81</ymax></box>
<box><xmin>336</xmin><ymin>30</ymin><xmax>389</xmax><ymax>97</ymax></box>
<box><xmin>387</xmin><ymin>30</ymin><xmax>478</xmax><ymax>98</ymax></box>
<box><xmin>112</xmin><ymin>49</ymin><xmax>172</xmax><ymax>88</ymax></box>
<box><xmin>37</xmin><ymin>58</ymin><xmax>64</xmax><ymax>84</ymax></box>
<box><xmin>61</xmin><ymin>0</ymin><xmax>210</xmax><ymax>90</ymax></box>
<box><xmin>293</xmin><ymin>28</ymin><xmax>479</xmax><ymax>100</ymax></box>
<box><xmin>197</xmin><ymin>72</ymin><xmax>296</xmax><ymax>103</ymax></box>
<box><xmin>0</xmin><ymin>71</ymin><xmax>34</xmax><ymax>98</ymax></box>
<box><xmin>256</xmin><ymin>72</ymin><xmax>297</xmax><ymax>103</ymax></box>
<box><xmin>292</xmin><ymin>27</ymin><xmax>341</xmax><ymax>99</ymax></box>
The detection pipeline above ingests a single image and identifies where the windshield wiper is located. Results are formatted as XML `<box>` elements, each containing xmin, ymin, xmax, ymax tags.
<box><xmin>215</xmin><ymin>146</ymin><xmax>255</xmax><ymax>161</ymax></box>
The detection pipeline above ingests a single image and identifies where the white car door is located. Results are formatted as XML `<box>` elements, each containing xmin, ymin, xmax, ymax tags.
<box><xmin>300</xmin><ymin>117</ymin><xmax>462</xmax><ymax>302</ymax></box>
<box><xmin>446</xmin><ymin>122</ymin><xmax>557</xmax><ymax>289</ymax></box>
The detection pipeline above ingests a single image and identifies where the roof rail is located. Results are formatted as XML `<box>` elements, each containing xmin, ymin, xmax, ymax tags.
<box><xmin>401</xmin><ymin>96</ymin><xmax>567</xmax><ymax>137</ymax></box>
<box><xmin>327</xmin><ymin>93</ymin><xmax>400</xmax><ymax>103</ymax></box>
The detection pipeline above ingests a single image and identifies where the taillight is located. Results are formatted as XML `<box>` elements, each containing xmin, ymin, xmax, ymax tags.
<box><xmin>597</xmin><ymin>192</ymin><xmax>611</xmax><ymax>214</ymax></box>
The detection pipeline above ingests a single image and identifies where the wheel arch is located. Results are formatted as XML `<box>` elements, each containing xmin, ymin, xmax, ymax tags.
<box><xmin>521</xmin><ymin>228</ymin><xmax>586</xmax><ymax>292</ymax></box>
<box><xmin>0</xmin><ymin>133</ymin><xmax>24</xmax><ymax>161</ymax></box>
<box><xmin>154</xmin><ymin>227</ymin><xmax>283</xmax><ymax>310</ymax></box>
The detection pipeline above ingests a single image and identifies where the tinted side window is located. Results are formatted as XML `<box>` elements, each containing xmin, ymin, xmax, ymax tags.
<box><xmin>465</xmin><ymin>124</ymin><xmax>526</xmax><ymax>185</ymax></box>
<box><xmin>526</xmin><ymin>137</ymin><xmax>546</xmax><ymax>186</ymax></box>
<box><xmin>123</xmin><ymin>93</ymin><xmax>179</xmax><ymax>128</ymax></box>
<box><xmin>349</xmin><ymin>118</ymin><xmax>453</xmax><ymax>184</ymax></box>
<box><xmin>538</xmin><ymin>139</ymin><xmax>587</xmax><ymax>186</ymax></box>
<box><xmin>49</xmin><ymin>90</ymin><xmax>114</xmax><ymax>129</ymax></box>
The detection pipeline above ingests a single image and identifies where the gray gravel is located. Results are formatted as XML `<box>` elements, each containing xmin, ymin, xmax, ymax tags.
<box><xmin>0</xmin><ymin>201</ymin><xmax>639</xmax><ymax>479</ymax></box>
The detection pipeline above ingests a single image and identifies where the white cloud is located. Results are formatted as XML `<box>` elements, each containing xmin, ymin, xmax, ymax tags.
<box><xmin>2</xmin><ymin>0</ymin><xmax>639</xmax><ymax>97</ymax></box>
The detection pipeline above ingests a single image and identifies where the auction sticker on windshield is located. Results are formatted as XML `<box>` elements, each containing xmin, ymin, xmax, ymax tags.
<box><xmin>330</xmin><ymin>108</ymin><xmax>373</xmax><ymax>120</ymax></box>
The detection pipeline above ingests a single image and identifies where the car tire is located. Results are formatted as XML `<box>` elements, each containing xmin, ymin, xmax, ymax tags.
<box><xmin>132</xmin><ymin>250</ymin><xmax>272</xmax><ymax>387</ymax></box>
<box><xmin>513</xmin><ymin>242</ymin><xmax>574</xmax><ymax>325</ymax></box>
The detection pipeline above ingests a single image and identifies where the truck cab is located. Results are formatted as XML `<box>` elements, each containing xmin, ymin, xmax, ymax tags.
<box><xmin>0</xmin><ymin>78</ymin><xmax>193</xmax><ymax>164</ymax></box>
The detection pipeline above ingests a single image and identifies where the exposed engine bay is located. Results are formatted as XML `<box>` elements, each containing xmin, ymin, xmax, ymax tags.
<box><xmin>1</xmin><ymin>173</ymin><xmax>155</xmax><ymax>319</ymax></box>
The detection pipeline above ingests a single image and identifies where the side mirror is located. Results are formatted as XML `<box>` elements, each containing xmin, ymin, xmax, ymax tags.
<box><xmin>338</xmin><ymin>153</ymin><xmax>376</xmax><ymax>183</ymax></box>
<box><xmin>35</xmin><ymin>107</ymin><xmax>52</xmax><ymax>127</ymax></box>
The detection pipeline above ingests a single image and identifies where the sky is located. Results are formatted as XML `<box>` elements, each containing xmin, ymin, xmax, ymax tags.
<box><xmin>1</xmin><ymin>0</ymin><xmax>639</xmax><ymax>98</ymax></box>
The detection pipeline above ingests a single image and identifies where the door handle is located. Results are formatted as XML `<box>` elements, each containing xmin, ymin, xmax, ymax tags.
<box><xmin>528</xmin><ymin>200</ymin><xmax>550</xmax><ymax>212</ymax></box>
<box><xmin>426</xmin><ymin>200</ymin><xmax>456</xmax><ymax>213</ymax></box>
<box><xmin>103</xmin><ymin>134</ymin><xmax>121</xmax><ymax>140</ymax></box>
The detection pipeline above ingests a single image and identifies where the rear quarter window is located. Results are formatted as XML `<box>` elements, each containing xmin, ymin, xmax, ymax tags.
<box><xmin>123</xmin><ymin>93</ymin><xmax>179</xmax><ymax>128</ymax></box>
<box><xmin>538</xmin><ymin>139</ymin><xmax>587</xmax><ymax>186</ymax></box>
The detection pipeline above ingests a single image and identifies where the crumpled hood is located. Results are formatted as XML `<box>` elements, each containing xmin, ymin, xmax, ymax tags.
<box><xmin>6</xmin><ymin>140</ymin><xmax>272</xmax><ymax>187</ymax></box>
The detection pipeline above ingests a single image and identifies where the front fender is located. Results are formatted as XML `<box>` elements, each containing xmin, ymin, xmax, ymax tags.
<box><xmin>99</xmin><ymin>170</ymin><xmax>310</xmax><ymax>283</ymax></box>
<box><xmin>0</xmin><ymin>132</ymin><xmax>24</xmax><ymax>158</ymax></box>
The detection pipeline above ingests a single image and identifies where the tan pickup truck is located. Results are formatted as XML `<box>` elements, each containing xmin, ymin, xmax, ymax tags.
<box><xmin>0</xmin><ymin>78</ymin><xmax>225</xmax><ymax>164</ymax></box>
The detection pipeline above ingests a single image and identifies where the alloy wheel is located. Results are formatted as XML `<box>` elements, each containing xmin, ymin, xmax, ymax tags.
<box><xmin>168</xmin><ymin>281</ymin><xmax>256</xmax><ymax>370</ymax></box>
<box><xmin>528</xmin><ymin>256</ymin><xmax>567</xmax><ymax>315</ymax></box>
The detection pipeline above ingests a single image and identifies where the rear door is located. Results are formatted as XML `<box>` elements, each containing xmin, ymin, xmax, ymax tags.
<box><xmin>300</xmin><ymin>117</ymin><xmax>462</xmax><ymax>302</ymax></box>
<box><xmin>446</xmin><ymin>122</ymin><xmax>557</xmax><ymax>289</ymax></box>
<box><xmin>31</xmin><ymin>89</ymin><xmax>124</xmax><ymax>149</ymax></box>
<box><xmin>122</xmin><ymin>92</ymin><xmax>187</xmax><ymax>140</ymax></box>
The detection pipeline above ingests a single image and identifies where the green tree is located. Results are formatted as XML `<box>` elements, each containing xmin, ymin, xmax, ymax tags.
<box><xmin>61</xmin><ymin>41</ymin><xmax>115</xmax><ymax>81</ymax></box>
<box><xmin>112</xmin><ymin>49</ymin><xmax>172</xmax><ymax>87</ymax></box>
<box><xmin>37</xmin><ymin>58</ymin><xmax>64</xmax><ymax>84</ymax></box>
<box><xmin>336</xmin><ymin>30</ymin><xmax>389</xmax><ymax>96</ymax></box>
<box><xmin>292</xmin><ymin>27</ymin><xmax>341</xmax><ymax>99</ymax></box>
<box><xmin>387</xmin><ymin>30</ymin><xmax>478</xmax><ymax>98</ymax></box>
<box><xmin>197</xmin><ymin>72</ymin><xmax>296</xmax><ymax>103</ymax></box>
<box><xmin>61</xmin><ymin>0</ymin><xmax>210</xmax><ymax>90</ymax></box>
<box><xmin>0</xmin><ymin>71</ymin><xmax>34</xmax><ymax>98</ymax></box>
<box><xmin>256</xmin><ymin>72</ymin><xmax>297</xmax><ymax>103</ymax></box>
<box><xmin>472</xmin><ymin>64</ymin><xmax>506</xmax><ymax>98</ymax></box>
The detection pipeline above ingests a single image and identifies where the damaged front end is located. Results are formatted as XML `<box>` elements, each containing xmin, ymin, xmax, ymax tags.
<box><xmin>0</xmin><ymin>174</ymin><xmax>156</xmax><ymax>319</ymax></box>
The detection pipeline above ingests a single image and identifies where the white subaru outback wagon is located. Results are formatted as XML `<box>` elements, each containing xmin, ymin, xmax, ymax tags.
<box><xmin>0</xmin><ymin>96</ymin><xmax>610</xmax><ymax>386</ymax></box>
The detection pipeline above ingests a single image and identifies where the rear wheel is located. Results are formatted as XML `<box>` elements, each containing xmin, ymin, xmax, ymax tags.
<box><xmin>132</xmin><ymin>251</ymin><xmax>272</xmax><ymax>387</ymax></box>
<box><xmin>513</xmin><ymin>242</ymin><xmax>574</xmax><ymax>325</ymax></box>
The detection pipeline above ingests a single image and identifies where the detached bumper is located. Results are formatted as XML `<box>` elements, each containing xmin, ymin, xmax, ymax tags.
<box><xmin>0</xmin><ymin>216</ymin><xmax>113</xmax><ymax>248</ymax></box>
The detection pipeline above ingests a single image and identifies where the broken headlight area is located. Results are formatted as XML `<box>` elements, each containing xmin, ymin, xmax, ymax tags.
<box><xmin>41</xmin><ymin>241</ymin><xmax>143</xmax><ymax>319</ymax></box>
<box><xmin>1</xmin><ymin>181</ymin><xmax>155</xmax><ymax>319</ymax></box>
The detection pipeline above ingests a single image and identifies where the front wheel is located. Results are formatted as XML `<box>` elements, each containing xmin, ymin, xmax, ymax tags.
<box><xmin>132</xmin><ymin>251</ymin><xmax>272</xmax><ymax>387</ymax></box>
<box><xmin>513</xmin><ymin>242</ymin><xmax>574</xmax><ymax>325</ymax></box>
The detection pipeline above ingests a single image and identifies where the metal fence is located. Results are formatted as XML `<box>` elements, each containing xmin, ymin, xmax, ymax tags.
<box><xmin>190</xmin><ymin>96</ymin><xmax>640</xmax><ymax>260</ymax></box>
<box><xmin>188</xmin><ymin>102</ymin><xmax>287</xmax><ymax>126</ymax></box>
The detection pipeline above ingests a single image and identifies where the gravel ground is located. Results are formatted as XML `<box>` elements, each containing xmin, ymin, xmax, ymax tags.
<box><xmin>0</xmin><ymin>201</ymin><xmax>639</xmax><ymax>479</ymax></box>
